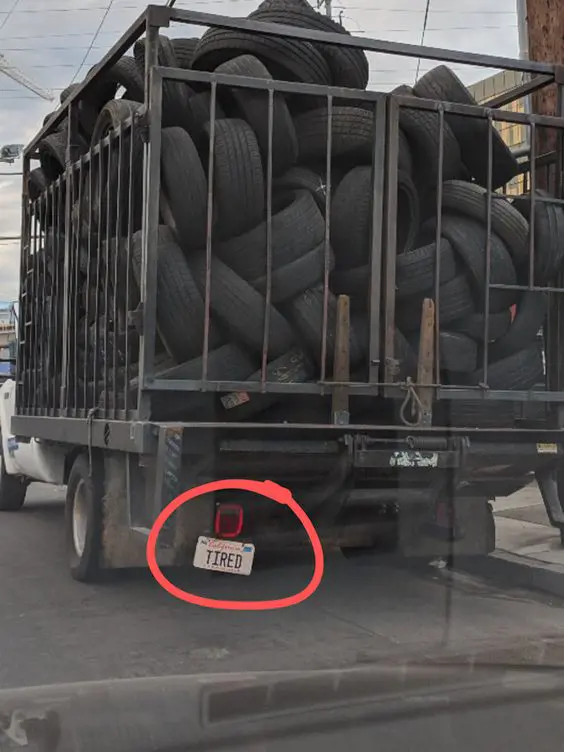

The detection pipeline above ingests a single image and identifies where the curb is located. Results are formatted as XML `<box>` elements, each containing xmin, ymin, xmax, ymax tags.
<box><xmin>457</xmin><ymin>550</ymin><xmax>564</xmax><ymax>600</ymax></box>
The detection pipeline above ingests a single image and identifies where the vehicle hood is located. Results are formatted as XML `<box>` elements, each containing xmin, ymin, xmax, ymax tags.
<box><xmin>1</xmin><ymin>662</ymin><xmax>563</xmax><ymax>752</ymax></box>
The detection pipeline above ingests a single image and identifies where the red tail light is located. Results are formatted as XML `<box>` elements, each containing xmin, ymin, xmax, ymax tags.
<box><xmin>214</xmin><ymin>504</ymin><xmax>244</xmax><ymax>538</ymax></box>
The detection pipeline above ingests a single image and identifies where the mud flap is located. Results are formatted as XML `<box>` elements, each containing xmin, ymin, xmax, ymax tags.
<box><xmin>398</xmin><ymin>496</ymin><xmax>495</xmax><ymax>558</ymax></box>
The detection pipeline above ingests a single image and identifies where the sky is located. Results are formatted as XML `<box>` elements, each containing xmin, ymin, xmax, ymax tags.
<box><xmin>0</xmin><ymin>0</ymin><xmax>522</xmax><ymax>301</ymax></box>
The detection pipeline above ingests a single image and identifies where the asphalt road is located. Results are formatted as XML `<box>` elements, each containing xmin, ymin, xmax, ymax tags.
<box><xmin>1</xmin><ymin>484</ymin><xmax>564</xmax><ymax>690</ymax></box>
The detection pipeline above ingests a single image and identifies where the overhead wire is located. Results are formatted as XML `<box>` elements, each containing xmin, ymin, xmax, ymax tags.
<box><xmin>0</xmin><ymin>0</ymin><xmax>22</xmax><ymax>33</ymax></box>
<box><xmin>69</xmin><ymin>0</ymin><xmax>117</xmax><ymax>84</ymax></box>
<box><xmin>414</xmin><ymin>0</ymin><xmax>431</xmax><ymax>84</ymax></box>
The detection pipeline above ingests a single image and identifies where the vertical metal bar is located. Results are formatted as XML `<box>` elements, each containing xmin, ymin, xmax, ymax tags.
<box><xmin>202</xmin><ymin>80</ymin><xmax>217</xmax><ymax>384</ymax></box>
<box><xmin>16</xmin><ymin>153</ymin><xmax>30</xmax><ymax>412</ymax></box>
<box><xmin>137</xmin><ymin>25</ymin><xmax>162</xmax><ymax>420</ymax></box>
<box><xmin>31</xmin><ymin>200</ymin><xmax>39</xmax><ymax>412</ymax></box>
<box><xmin>59</xmin><ymin>103</ymin><xmax>77</xmax><ymax>414</ymax></box>
<box><xmin>320</xmin><ymin>94</ymin><xmax>333</xmax><ymax>384</ymax></box>
<box><xmin>367</xmin><ymin>97</ymin><xmax>386</xmax><ymax>388</ymax></box>
<box><xmin>52</xmin><ymin>184</ymin><xmax>60</xmax><ymax>412</ymax></box>
<box><xmin>547</xmin><ymin>85</ymin><xmax>564</xmax><ymax>421</ymax></box>
<box><xmin>39</xmin><ymin>189</ymin><xmax>48</xmax><ymax>412</ymax></box>
<box><xmin>480</xmin><ymin>114</ymin><xmax>494</xmax><ymax>385</ymax></box>
<box><xmin>260</xmin><ymin>87</ymin><xmax>275</xmax><ymax>387</ymax></box>
<box><xmin>113</xmin><ymin>125</ymin><xmax>123</xmax><ymax>419</ymax></box>
<box><xmin>72</xmin><ymin>163</ymin><xmax>80</xmax><ymax>414</ymax></box>
<box><xmin>84</xmin><ymin>156</ymin><xmax>94</xmax><ymax>411</ymax></box>
<box><xmin>32</xmin><ymin>205</ymin><xmax>40</xmax><ymax>411</ymax></box>
<box><xmin>124</xmin><ymin>119</ymin><xmax>135</xmax><ymax>415</ymax></box>
<box><xmin>529</xmin><ymin>121</ymin><xmax>537</xmax><ymax>290</ymax></box>
<box><xmin>93</xmin><ymin>146</ymin><xmax>104</xmax><ymax>404</ymax></box>
<box><xmin>383</xmin><ymin>95</ymin><xmax>399</xmax><ymax>394</ymax></box>
<box><xmin>103</xmin><ymin>134</ymin><xmax>113</xmax><ymax>417</ymax></box>
<box><xmin>433</xmin><ymin>105</ymin><xmax>445</xmax><ymax>388</ymax></box>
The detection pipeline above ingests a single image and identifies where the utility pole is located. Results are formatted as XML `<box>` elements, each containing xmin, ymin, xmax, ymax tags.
<box><xmin>525</xmin><ymin>0</ymin><xmax>564</xmax><ymax>159</ymax></box>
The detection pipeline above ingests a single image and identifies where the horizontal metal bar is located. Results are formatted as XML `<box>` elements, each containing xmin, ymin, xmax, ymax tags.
<box><xmin>25</xmin><ymin>9</ymin><xmax>150</xmax><ymax>155</ymax></box>
<box><xmin>146</xmin><ymin>378</ymin><xmax>383</xmax><ymax>395</ymax></box>
<box><xmin>10</xmin><ymin>416</ymin><xmax>155</xmax><ymax>453</ymax></box>
<box><xmin>115</xmin><ymin>420</ymin><xmax>564</xmax><ymax>438</ymax></box>
<box><xmin>167</xmin><ymin>7</ymin><xmax>557</xmax><ymax>75</ymax></box>
<box><xmin>156</xmin><ymin>65</ymin><xmax>385</xmax><ymax>101</ymax></box>
<box><xmin>489</xmin><ymin>282</ymin><xmax>564</xmax><ymax>293</ymax></box>
<box><xmin>485</xmin><ymin>74</ymin><xmax>553</xmax><ymax>109</ymax></box>
<box><xmin>436</xmin><ymin>388</ymin><xmax>559</xmax><ymax>402</ymax></box>
<box><xmin>394</xmin><ymin>92</ymin><xmax>564</xmax><ymax>130</ymax></box>
<box><xmin>219</xmin><ymin>439</ymin><xmax>341</xmax><ymax>454</ymax></box>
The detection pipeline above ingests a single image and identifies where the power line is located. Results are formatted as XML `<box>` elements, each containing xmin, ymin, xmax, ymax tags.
<box><xmin>0</xmin><ymin>0</ymin><xmax>22</xmax><ymax>33</ymax></box>
<box><xmin>0</xmin><ymin>25</ymin><xmax>518</xmax><ymax>54</ymax></box>
<box><xmin>70</xmin><ymin>0</ymin><xmax>117</xmax><ymax>84</ymax></box>
<box><xmin>415</xmin><ymin>0</ymin><xmax>432</xmax><ymax>83</ymax></box>
<box><xmin>0</xmin><ymin>2</ymin><xmax>519</xmax><ymax>12</ymax></box>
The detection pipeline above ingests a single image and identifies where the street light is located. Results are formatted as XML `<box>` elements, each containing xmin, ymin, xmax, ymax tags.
<box><xmin>0</xmin><ymin>145</ymin><xmax>24</xmax><ymax>164</ymax></box>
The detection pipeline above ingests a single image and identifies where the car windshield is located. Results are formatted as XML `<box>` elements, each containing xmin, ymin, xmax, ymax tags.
<box><xmin>1</xmin><ymin>2</ymin><xmax>564</xmax><ymax>751</ymax></box>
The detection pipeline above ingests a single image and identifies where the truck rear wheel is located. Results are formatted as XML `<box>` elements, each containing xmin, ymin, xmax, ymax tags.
<box><xmin>65</xmin><ymin>454</ymin><xmax>104</xmax><ymax>582</ymax></box>
<box><xmin>0</xmin><ymin>454</ymin><xmax>27</xmax><ymax>511</ymax></box>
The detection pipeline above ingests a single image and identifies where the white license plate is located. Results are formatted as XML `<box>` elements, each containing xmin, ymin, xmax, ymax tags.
<box><xmin>193</xmin><ymin>536</ymin><xmax>255</xmax><ymax>576</ymax></box>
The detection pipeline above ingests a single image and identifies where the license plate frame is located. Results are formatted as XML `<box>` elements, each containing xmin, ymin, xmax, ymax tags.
<box><xmin>193</xmin><ymin>536</ymin><xmax>255</xmax><ymax>576</ymax></box>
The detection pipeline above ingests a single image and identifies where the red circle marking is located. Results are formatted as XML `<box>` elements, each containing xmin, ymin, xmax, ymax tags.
<box><xmin>146</xmin><ymin>479</ymin><xmax>325</xmax><ymax>610</ymax></box>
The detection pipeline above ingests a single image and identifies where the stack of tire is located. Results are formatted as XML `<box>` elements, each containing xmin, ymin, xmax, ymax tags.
<box><xmin>28</xmin><ymin>0</ymin><xmax>563</xmax><ymax>427</ymax></box>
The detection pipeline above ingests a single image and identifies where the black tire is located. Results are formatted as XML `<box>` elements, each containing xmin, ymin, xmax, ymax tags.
<box><xmin>131</xmin><ymin>227</ymin><xmax>223</xmax><ymax>362</ymax></box>
<box><xmin>396</xmin><ymin>239</ymin><xmax>457</xmax><ymax>299</ymax></box>
<box><xmin>396</xmin><ymin>170</ymin><xmax>420</xmax><ymax>253</ymax></box>
<box><xmin>391</xmin><ymin>85</ymin><xmax>462</xmax><ymax>187</ymax></box>
<box><xmin>413</xmin><ymin>65</ymin><xmax>519</xmax><ymax>189</ymax></box>
<box><xmin>90</xmin><ymin>99</ymin><xmax>145</xmax><ymax>234</ymax></box>
<box><xmin>65</xmin><ymin>453</ymin><xmax>104</xmax><ymax>582</ymax></box>
<box><xmin>133</xmin><ymin>35</ymin><xmax>196</xmax><ymax>131</ymax></box>
<box><xmin>330</xmin><ymin>264</ymin><xmax>371</xmax><ymax>310</ymax></box>
<box><xmin>222</xmin><ymin>347</ymin><xmax>314</xmax><ymax>420</ymax></box>
<box><xmin>465</xmin><ymin>341</ymin><xmax>545</xmax><ymax>390</ymax></box>
<box><xmin>192</xmin><ymin>28</ymin><xmax>332</xmax><ymax>86</ymax></box>
<box><xmin>489</xmin><ymin>291</ymin><xmax>548</xmax><ymax>362</ymax></box>
<box><xmin>250</xmin><ymin>240</ymin><xmax>334</xmax><ymax>303</ymax></box>
<box><xmin>205</xmin><ymin>118</ymin><xmax>265</xmax><ymax>240</ymax></box>
<box><xmin>215</xmin><ymin>189</ymin><xmax>325</xmax><ymax>280</ymax></box>
<box><xmin>249</xmin><ymin>4</ymin><xmax>368</xmax><ymax>89</ymax></box>
<box><xmin>161</xmin><ymin>127</ymin><xmax>208</xmax><ymax>253</ymax></box>
<box><xmin>331</xmin><ymin>166</ymin><xmax>373</xmax><ymax>269</ymax></box>
<box><xmin>133</xmin><ymin>343</ymin><xmax>257</xmax><ymax>420</ymax></box>
<box><xmin>0</xmin><ymin>450</ymin><xmax>27</xmax><ymax>511</ymax></box>
<box><xmin>353</xmin><ymin>315</ymin><xmax>417</xmax><ymax>380</ymax></box>
<box><xmin>214</xmin><ymin>55</ymin><xmax>298</xmax><ymax>177</ymax></box>
<box><xmin>450</xmin><ymin>310</ymin><xmax>512</xmax><ymax>342</ymax></box>
<box><xmin>396</xmin><ymin>273</ymin><xmax>475</xmax><ymax>333</ymax></box>
<box><xmin>28</xmin><ymin>167</ymin><xmax>49</xmax><ymax>201</ymax></box>
<box><xmin>99</xmin><ymin>56</ymin><xmax>145</xmax><ymax>103</ymax></box>
<box><xmin>332</xmin><ymin>166</ymin><xmax>419</xmax><ymax>269</ymax></box>
<box><xmin>294</xmin><ymin>106</ymin><xmax>375</xmax><ymax>163</ymax></box>
<box><xmin>408</xmin><ymin>330</ymin><xmax>478</xmax><ymax>373</ymax></box>
<box><xmin>38</xmin><ymin>131</ymin><xmax>68</xmax><ymax>180</ymax></box>
<box><xmin>512</xmin><ymin>190</ymin><xmax>564</xmax><ymax>285</ymax></box>
<box><xmin>283</xmin><ymin>285</ymin><xmax>365</xmax><ymax>368</ymax></box>
<box><xmin>438</xmin><ymin>214</ymin><xmax>518</xmax><ymax>312</ymax></box>
<box><xmin>56</xmin><ymin>83</ymin><xmax>101</xmax><ymax>140</ymax></box>
<box><xmin>441</xmin><ymin>180</ymin><xmax>529</xmax><ymax>266</ymax></box>
<box><xmin>273</xmin><ymin>166</ymin><xmax>327</xmax><ymax>213</ymax></box>
<box><xmin>172</xmin><ymin>37</ymin><xmax>199</xmax><ymax>69</ymax></box>
<box><xmin>192</xmin><ymin>254</ymin><xmax>295</xmax><ymax>358</ymax></box>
